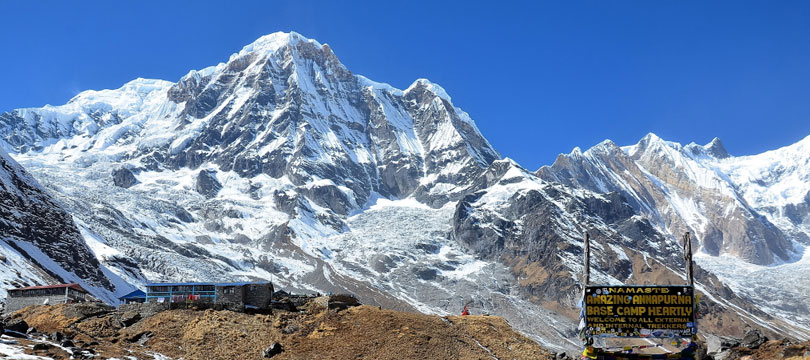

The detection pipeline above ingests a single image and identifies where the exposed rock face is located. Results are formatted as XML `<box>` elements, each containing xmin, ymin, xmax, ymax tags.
<box><xmin>453</xmin><ymin>160</ymin><xmax>802</xmax><ymax>339</ymax></box>
<box><xmin>0</xmin><ymin>148</ymin><xmax>112</xmax><ymax>292</ymax></box>
<box><xmin>195</xmin><ymin>170</ymin><xmax>222</xmax><ymax>199</ymax></box>
<box><xmin>454</xmin><ymin>161</ymin><xmax>675</xmax><ymax>305</ymax></box>
<box><xmin>112</xmin><ymin>168</ymin><xmax>138</xmax><ymax>188</ymax></box>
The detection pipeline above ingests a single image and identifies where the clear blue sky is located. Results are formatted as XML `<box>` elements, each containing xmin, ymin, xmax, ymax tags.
<box><xmin>1</xmin><ymin>1</ymin><xmax>809</xmax><ymax>169</ymax></box>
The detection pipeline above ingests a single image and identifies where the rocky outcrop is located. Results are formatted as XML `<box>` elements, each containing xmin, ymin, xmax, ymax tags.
<box><xmin>454</xmin><ymin>161</ymin><xmax>676</xmax><ymax>306</ymax></box>
<box><xmin>0</xmin><ymin>148</ymin><xmax>112</xmax><ymax>291</ymax></box>
<box><xmin>195</xmin><ymin>170</ymin><xmax>222</xmax><ymax>199</ymax></box>
<box><xmin>112</xmin><ymin>168</ymin><xmax>138</xmax><ymax>188</ymax></box>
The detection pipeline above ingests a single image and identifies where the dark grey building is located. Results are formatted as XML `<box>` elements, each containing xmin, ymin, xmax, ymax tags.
<box><xmin>5</xmin><ymin>283</ymin><xmax>90</xmax><ymax>314</ymax></box>
<box><xmin>144</xmin><ymin>282</ymin><xmax>273</xmax><ymax>310</ymax></box>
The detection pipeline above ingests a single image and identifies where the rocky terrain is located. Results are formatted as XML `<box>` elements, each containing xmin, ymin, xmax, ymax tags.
<box><xmin>1</xmin><ymin>303</ymin><xmax>555</xmax><ymax>360</ymax></box>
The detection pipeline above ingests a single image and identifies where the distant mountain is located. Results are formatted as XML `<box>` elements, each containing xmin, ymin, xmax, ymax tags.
<box><xmin>1</xmin><ymin>31</ymin><xmax>808</xmax><ymax>347</ymax></box>
<box><xmin>536</xmin><ymin>133</ymin><xmax>810</xmax><ymax>330</ymax></box>
<box><xmin>537</xmin><ymin>133</ymin><xmax>805</xmax><ymax>265</ymax></box>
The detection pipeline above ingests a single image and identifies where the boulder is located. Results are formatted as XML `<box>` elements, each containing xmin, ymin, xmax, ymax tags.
<box><xmin>32</xmin><ymin>343</ymin><xmax>51</xmax><ymax>351</ymax></box>
<box><xmin>3</xmin><ymin>318</ymin><xmax>29</xmax><ymax>335</ymax></box>
<box><xmin>112</xmin><ymin>168</ymin><xmax>138</xmax><ymax>188</ymax></box>
<box><xmin>120</xmin><ymin>311</ymin><xmax>141</xmax><ymax>327</ymax></box>
<box><xmin>327</xmin><ymin>294</ymin><xmax>360</xmax><ymax>310</ymax></box>
<box><xmin>51</xmin><ymin>331</ymin><xmax>64</xmax><ymax>342</ymax></box>
<box><xmin>705</xmin><ymin>333</ymin><xmax>721</xmax><ymax>356</ymax></box>
<box><xmin>263</xmin><ymin>342</ymin><xmax>283</xmax><ymax>358</ymax></box>
<box><xmin>195</xmin><ymin>170</ymin><xmax>222</xmax><ymax>199</ymax></box>
<box><xmin>720</xmin><ymin>336</ymin><xmax>741</xmax><ymax>350</ymax></box>
<box><xmin>741</xmin><ymin>329</ymin><xmax>767</xmax><ymax>349</ymax></box>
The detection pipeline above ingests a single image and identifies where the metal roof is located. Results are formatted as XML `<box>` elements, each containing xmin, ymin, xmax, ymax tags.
<box><xmin>118</xmin><ymin>289</ymin><xmax>146</xmax><ymax>299</ymax></box>
<box><xmin>144</xmin><ymin>281</ymin><xmax>271</xmax><ymax>287</ymax></box>
<box><xmin>9</xmin><ymin>283</ymin><xmax>87</xmax><ymax>293</ymax></box>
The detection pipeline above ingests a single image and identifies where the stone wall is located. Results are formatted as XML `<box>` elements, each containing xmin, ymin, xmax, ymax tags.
<box><xmin>5</xmin><ymin>295</ymin><xmax>67</xmax><ymax>314</ymax></box>
<box><xmin>216</xmin><ymin>286</ymin><xmax>245</xmax><ymax>310</ymax></box>
<box><xmin>244</xmin><ymin>284</ymin><xmax>273</xmax><ymax>309</ymax></box>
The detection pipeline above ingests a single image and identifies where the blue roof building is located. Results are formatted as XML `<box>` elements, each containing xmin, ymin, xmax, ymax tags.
<box><xmin>119</xmin><ymin>289</ymin><xmax>146</xmax><ymax>304</ymax></box>
<box><xmin>142</xmin><ymin>281</ymin><xmax>274</xmax><ymax>310</ymax></box>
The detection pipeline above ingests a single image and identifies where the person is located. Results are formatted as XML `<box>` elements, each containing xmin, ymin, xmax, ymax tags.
<box><xmin>461</xmin><ymin>304</ymin><xmax>469</xmax><ymax>316</ymax></box>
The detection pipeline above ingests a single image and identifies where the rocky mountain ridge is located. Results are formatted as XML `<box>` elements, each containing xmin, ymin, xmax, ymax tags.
<box><xmin>0</xmin><ymin>147</ymin><xmax>132</xmax><ymax>304</ymax></box>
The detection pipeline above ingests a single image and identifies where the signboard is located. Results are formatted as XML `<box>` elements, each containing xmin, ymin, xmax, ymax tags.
<box><xmin>583</xmin><ymin>285</ymin><xmax>696</xmax><ymax>338</ymax></box>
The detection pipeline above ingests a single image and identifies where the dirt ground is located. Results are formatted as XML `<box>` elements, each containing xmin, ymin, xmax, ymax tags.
<box><xmin>6</xmin><ymin>302</ymin><xmax>556</xmax><ymax>360</ymax></box>
<box><xmin>720</xmin><ymin>339</ymin><xmax>810</xmax><ymax>360</ymax></box>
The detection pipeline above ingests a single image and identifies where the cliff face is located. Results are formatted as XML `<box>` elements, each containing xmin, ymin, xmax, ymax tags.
<box><xmin>0</xmin><ymin>147</ymin><xmax>120</xmax><ymax>302</ymax></box>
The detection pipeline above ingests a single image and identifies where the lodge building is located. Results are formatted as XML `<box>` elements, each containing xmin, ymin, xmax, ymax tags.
<box><xmin>4</xmin><ymin>283</ymin><xmax>90</xmax><ymax>314</ymax></box>
<box><xmin>140</xmin><ymin>281</ymin><xmax>274</xmax><ymax>310</ymax></box>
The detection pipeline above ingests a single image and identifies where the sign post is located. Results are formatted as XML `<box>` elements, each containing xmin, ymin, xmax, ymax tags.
<box><xmin>583</xmin><ymin>285</ymin><xmax>697</xmax><ymax>338</ymax></box>
<box><xmin>580</xmin><ymin>232</ymin><xmax>698</xmax><ymax>359</ymax></box>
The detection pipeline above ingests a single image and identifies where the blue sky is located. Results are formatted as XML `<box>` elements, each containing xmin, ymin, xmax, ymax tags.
<box><xmin>1</xmin><ymin>1</ymin><xmax>809</xmax><ymax>169</ymax></box>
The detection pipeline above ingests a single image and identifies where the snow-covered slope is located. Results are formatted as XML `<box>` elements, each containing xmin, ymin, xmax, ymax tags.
<box><xmin>0</xmin><ymin>147</ymin><xmax>136</xmax><ymax>305</ymax></box>
<box><xmin>718</xmin><ymin>134</ymin><xmax>810</xmax><ymax>241</ymax></box>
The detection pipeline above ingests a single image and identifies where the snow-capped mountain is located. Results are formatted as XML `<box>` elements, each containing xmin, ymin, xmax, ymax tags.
<box><xmin>1</xmin><ymin>31</ymin><xmax>808</xmax><ymax>348</ymax></box>
<box><xmin>538</xmin><ymin>133</ymin><xmax>810</xmax><ymax>331</ymax></box>
<box><xmin>538</xmin><ymin>134</ymin><xmax>800</xmax><ymax>265</ymax></box>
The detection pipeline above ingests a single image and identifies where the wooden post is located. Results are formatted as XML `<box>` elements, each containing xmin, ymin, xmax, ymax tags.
<box><xmin>683</xmin><ymin>231</ymin><xmax>697</xmax><ymax>340</ymax></box>
<box><xmin>683</xmin><ymin>232</ymin><xmax>694</xmax><ymax>287</ymax></box>
<box><xmin>583</xmin><ymin>231</ymin><xmax>592</xmax><ymax>346</ymax></box>
<box><xmin>583</xmin><ymin>232</ymin><xmax>590</xmax><ymax>287</ymax></box>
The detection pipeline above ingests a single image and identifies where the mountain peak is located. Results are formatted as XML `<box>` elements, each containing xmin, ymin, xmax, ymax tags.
<box><xmin>406</xmin><ymin>78</ymin><xmax>452</xmax><ymax>102</ymax></box>
<box><xmin>704</xmin><ymin>137</ymin><xmax>730</xmax><ymax>159</ymax></box>
<box><xmin>235</xmin><ymin>31</ymin><xmax>322</xmax><ymax>58</ymax></box>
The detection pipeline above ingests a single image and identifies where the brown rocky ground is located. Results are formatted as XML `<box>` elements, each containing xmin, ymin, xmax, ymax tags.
<box><xmin>4</xmin><ymin>302</ymin><xmax>556</xmax><ymax>360</ymax></box>
<box><xmin>720</xmin><ymin>339</ymin><xmax>810</xmax><ymax>360</ymax></box>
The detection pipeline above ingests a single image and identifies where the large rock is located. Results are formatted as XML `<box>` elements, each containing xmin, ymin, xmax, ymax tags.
<box><xmin>3</xmin><ymin>318</ymin><xmax>29</xmax><ymax>336</ymax></box>
<box><xmin>741</xmin><ymin>329</ymin><xmax>767</xmax><ymax>349</ymax></box>
<box><xmin>263</xmin><ymin>342</ymin><xmax>283</xmax><ymax>358</ymax></box>
<box><xmin>62</xmin><ymin>302</ymin><xmax>115</xmax><ymax>321</ymax></box>
<box><xmin>112</xmin><ymin>168</ymin><xmax>138</xmax><ymax>188</ymax></box>
<box><xmin>195</xmin><ymin>170</ymin><xmax>223</xmax><ymax>199</ymax></box>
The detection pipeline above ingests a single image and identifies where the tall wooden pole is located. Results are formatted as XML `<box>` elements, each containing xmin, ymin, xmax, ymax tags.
<box><xmin>683</xmin><ymin>232</ymin><xmax>694</xmax><ymax>287</ymax></box>
<box><xmin>684</xmin><ymin>231</ymin><xmax>697</xmax><ymax>340</ymax></box>
<box><xmin>582</xmin><ymin>231</ymin><xmax>592</xmax><ymax>346</ymax></box>
<box><xmin>583</xmin><ymin>232</ymin><xmax>590</xmax><ymax>287</ymax></box>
